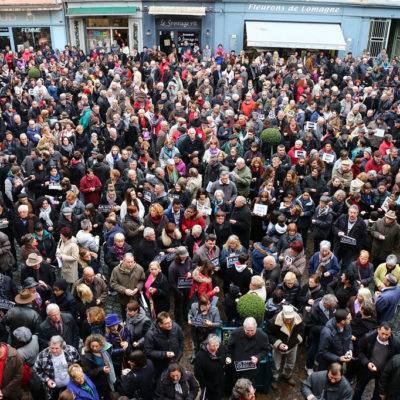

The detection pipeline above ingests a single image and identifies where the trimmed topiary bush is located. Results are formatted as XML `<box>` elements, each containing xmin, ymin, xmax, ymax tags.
<box><xmin>28</xmin><ymin>68</ymin><xmax>40</xmax><ymax>79</ymax></box>
<box><xmin>237</xmin><ymin>293</ymin><xmax>265</xmax><ymax>325</ymax></box>
<box><xmin>261</xmin><ymin>128</ymin><xmax>282</xmax><ymax>145</ymax></box>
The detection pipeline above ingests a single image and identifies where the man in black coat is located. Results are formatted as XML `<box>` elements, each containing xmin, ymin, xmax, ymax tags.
<box><xmin>135</xmin><ymin>228</ymin><xmax>161</xmax><ymax>271</ymax></box>
<box><xmin>178</xmin><ymin>128</ymin><xmax>205</xmax><ymax>163</ymax></box>
<box><xmin>353</xmin><ymin>323</ymin><xmax>400</xmax><ymax>400</ymax></box>
<box><xmin>332</xmin><ymin>205</ymin><xmax>367</xmax><ymax>270</ymax></box>
<box><xmin>227</xmin><ymin>317</ymin><xmax>271</xmax><ymax>383</ymax></box>
<box><xmin>305</xmin><ymin>294</ymin><xmax>338</xmax><ymax>375</ymax></box>
<box><xmin>20</xmin><ymin>253</ymin><xmax>56</xmax><ymax>287</ymax></box>
<box><xmin>38</xmin><ymin>304</ymin><xmax>80</xmax><ymax>350</ymax></box>
<box><xmin>144</xmin><ymin>311</ymin><xmax>184</xmax><ymax>377</ymax></box>
<box><xmin>378</xmin><ymin>353</ymin><xmax>400</xmax><ymax>400</ymax></box>
<box><xmin>229</xmin><ymin>196</ymin><xmax>251</xmax><ymax>249</ymax></box>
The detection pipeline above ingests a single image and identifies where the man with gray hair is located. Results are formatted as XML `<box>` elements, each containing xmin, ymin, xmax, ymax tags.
<box><xmin>135</xmin><ymin>227</ymin><xmax>161</xmax><ymax>271</ymax></box>
<box><xmin>232</xmin><ymin>157</ymin><xmax>252</xmax><ymax>197</ymax></box>
<box><xmin>38</xmin><ymin>304</ymin><xmax>79</xmax><ymax>350</ymax></box>
<box><xmin>209</xmin><ymin>170</ymin><xmax>237</xmax><ymax>203</ymax></box>
<box><xmin>230</xmin><ymin>196</ymin><xmax>251</xmax><ymax>249</ymax></box>
<box><xmin>34</xmin><ymin>335</ymin><xmax>80</xmax><ymax>399</ymax></box>
<box><xmin>332</xmin><ymin>204</ymin><xmax>366</xmax><ymax>269</ymax></box>
<box><xmin>305</xmin><ymin>294</ymin><xmax>338</xmax><ymax>375</ymax></box>
<box><xmin>110</xmin><ymin>252</ymin><xmax>145</xmax><ymax>319</ymax></box>
<box><xmin>226</xmin><ymin>317</ymin><xmax>270</xmax><ymax>382</ymax></box>
<box><xmin>178</xmin><ymin>127</ymin><xmax>205</xmax><ymax>163</ymax></box>
<box><xmin>375</xmin><ymin>273</ymin><xmax>400</xmax><ymax>322</ymax></box>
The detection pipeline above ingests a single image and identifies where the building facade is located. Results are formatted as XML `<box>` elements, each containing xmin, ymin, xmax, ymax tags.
<box><xmin>64</xmin><ymin>0</ymin><xmax>143</xmax><ymax>53</ymax></box>
<box><xmin>212</xmin><ymin>0</ymin><xmax>400</xmax><ymax>59</ymax></box>
<box><xmin>142</xmin><ymin>1</ymin><xmax>215</xmax><ymax>55</ymax></box>
<box><xmin>0</xmin><ymin>0</ymin><xmax>66</xmax><ymax>52</ymax></box>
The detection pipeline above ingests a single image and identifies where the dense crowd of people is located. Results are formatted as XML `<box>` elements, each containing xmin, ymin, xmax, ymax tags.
<box><xmin>0</xmin><ymin>40</ymin><xmax>399</xmax><ymax>400</ymax></box>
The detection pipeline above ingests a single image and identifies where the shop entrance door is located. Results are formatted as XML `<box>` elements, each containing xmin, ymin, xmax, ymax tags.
<box><xmin>0</xmin><ymin>35</ymin><xmax>11</xmax><ymax>51</ymax></box>
<box><xmin>160</xmin><ymin>31</ymin><xmax>174</xmax><ymax>54</ymax></box>
<box><xmin>113</xmin><ymin>29</ymin><xmax>128</xmax><ymax>47</ymax></box>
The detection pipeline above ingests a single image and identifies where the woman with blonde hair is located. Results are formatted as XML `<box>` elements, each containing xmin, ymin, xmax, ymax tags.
<box><xmin>220</xmin><ymin>234</ymin><xmax>246</xmax><ymax>270</ymax></box>
<box><xmin>105</xmin><ymin>145</ymin><xmax>121</xmax><ymax>169</ymax></box>
<box><xmin>143</xmin><ymin>203</ymin><xmax>169</xmax><ymax>237</ymax></box>
<box><xmin>346</xmin><ymin>287</ymin><xmax>375</xmax><ymax>318</ymax></box>
<box><xmin>247</xmin><ymin>275</ymin><xmax>267</xmax><ymax>302</ymax></box>
<box><xmin>61</xmin><ymin>190</ymin><xmax>85</xmax><ymax>219</ymax></box>
<box><xmin>67</xmin><ymin>363</ymin><xmax>100</xmax><ymax>400</ymax></box>
<box><xmin>277</xmin><ymin>271</ymin><xmax>300</xmax><ymax>307</ymax></box>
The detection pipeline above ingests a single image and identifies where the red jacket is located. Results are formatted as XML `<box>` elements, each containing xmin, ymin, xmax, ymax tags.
<box><xmin>288</xmin><ymin>146</ymin><xmax>307</xmax><ymax>165</ymax></box>
<box><xmin>182</xmin><ymin>212</ymin><xmax>205</xmax><ymax>237</ymax></box>
<box><xmin>365</xmin><ymin>158</ymin><xmax>385</xmax><ymax>173</ymax></box>
<box><xmin>80</xmin><ymin>175</ymin><xmax>102</xmax><ymax>205</ymax></box>
<box><xmin>241</xmin><ymin>100</ymin><xmax>256</xmax><ymax>118</ymax></box>
<box><xmin>189</xmin><ymin>267</ymin><xmax>218</xmax><ymax>299</ymax></box>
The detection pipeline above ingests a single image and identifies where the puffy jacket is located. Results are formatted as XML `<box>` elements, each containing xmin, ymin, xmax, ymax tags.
<box><xmin>125</xmin><ymin>307</ymin><xmax>151</xmax><ymax>346</ymax></box>
<box><xmin>318</xmin><ymin>317</ymin><xmax>353</xmax><ymax>370</ymax></box>
<box><xmin>155</xmin><ymin>369</ymin><xmax>199</xmax><ymax>400</ymax></box>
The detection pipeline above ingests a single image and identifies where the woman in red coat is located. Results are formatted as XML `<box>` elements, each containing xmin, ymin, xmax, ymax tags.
<box><xmin>182</xmin><ymin>205</ymin><xmax>205</xmax><ymax>239</ymax></box>
<box><xmin>79</xmin><ymin>168</ymin><xmax>102</xmax><ymax>205</ymax></box>
<box><xmin>189</xmin><ymin>261</ymin><xmax>219</xmax><ymax>300</ymax></box>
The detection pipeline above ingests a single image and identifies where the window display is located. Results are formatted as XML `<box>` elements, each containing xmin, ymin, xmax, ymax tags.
<box><xmin>12</xmin><ymin>27</ymin><xmax>51</xmax><ymax>50</ymax></box>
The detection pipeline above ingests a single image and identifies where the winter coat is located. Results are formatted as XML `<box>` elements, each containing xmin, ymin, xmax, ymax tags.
<box><xmin>280</xmin><ymin>248</ymin><xmax>306</xmax><ymax>280</ymax></box>
<box><xmin>145</xmin><ymin>271</ymin><xmax>170</xmax><ymax>313</ymax></box>
<box><xmin>110</xmin><ymin>261</ymin><xmax>145</xmax><ymax>305</ymax></box>
<box><xmin>155</xmin><ymin>369</ymin><xmax>200</xmax><ymax>400</ymax></box>
<box><xmin>105</xmin><ymin>324</ymin><xmax>131</xmax><ymax>358</ymax></box>
<box><xmin>71</xmin><ymin>276</ymin><xmax>108</xmax><ymax>306</ymax></box>
<box><xmin>0</xmin><ymin>345</ymin><xmax>24</xmax><ymax>400</ymax></box>
<box><xmin>38</xmin><ymin>312</ymin><xmax>80</xmax><ymax>349</ymax></box>
<box><xmin>67</xmin><ymin>374</ymin><xmax>100</xmax><ymax>400</ymax></box>
<box><xmin>327</xmin><ymin>280</ymin><xmax>359</xmax><ymax>309</ymax></box>
<box><xmin>0</xmin><ymin>231</ymin><xmax>15</xmax><ymax>273</ymax></box>
<box><xmin>189</xmin><ymin>267</ymin><xmax>217</xmax><ymax>300</ymax></box>
<box><xmin>233</xmin><ymin>165</ymin><xmax>252</xmax><ymax>197</ymax></box>
<box><xmin>312</xmin><ymin>206</ymin><xmax>333</xmax><ymax>240</ymax></box>
<box><xmin>297</xmin><ymin>284</ymin><xmax>325</xmax><ymax>310</ymax></box>
<box><xmin>34</xmin><ymin>230</ymin><xmax>57</xmax><ymax>261</ymax></box>
<box><xmin>80</xmin><ymin>175</ymin><xmax>102</xmax><ymax>205</ymax></box>
<box><xmin>276</xmin><ymin>233</ymin><xmax>303</xmax><ymax>255</ymax></box>
<box><xmin>378</xmin><ymin>353</ymin><xmax>400</xmax><ymax>399</ymax></box>
<box><xmin>370</xmin><ymin>218</ymin><xmax>400</xmax><ymax>261</ymax></box>
<box><xmin>125</xmin><ymin>307</ymin><xmax>151</xmax><ymax>346</ymax></box>
<box><xmin>106</xmin><ymin>243</ymin><xmax>133</xmax><ymax>270</ymax></box>
<box><xmin>332</xmin><ymin>215</ymin><xmax>367</xmax><ymax>254</ymax></box>
<box><xmin>192</xmin><ymin>244</ymin><xmax>220</xmax><ymax>269</ymax></box>
<box><xmin>0</xmin><ymin>273</ymin><xmax>18</xmax><ymax>302</ymax></box>
<box><xmin>318</xmin><ymin>317</ymin><xmax>353</xmax><ymax>370</ymax></box>
<box><xmin>3</xmin><ymin>305</ymin><xmax>41</xmax><ymax>340</ymax></box>
<box><xmin>251</xmin><ymin>242</ymin><xmax>277</xmax><ymax>276</ymax></box>
<box><xmin>306</xmin><ymin>298</ymin><xmax>337</xmax><ymax>341</ymax></box>
<box><xmin>144</xmin><ymin>321</ymin><xmax>184</xmax><ymax>373</ymax></box>
<box><xmin>206</xmin><ymin>220</ymin><xmax>232</xmax><ymax>249</ymax></box>
<box><xmin>301</xmin><ymin>370</ymin><xmax>353</xmax><ymax>400</ymax></box>
<box><xmin>230</xmin><ymin>205</ymin><xmax>251</xmax><ymax>249</ymax></box>
<box><xmin>226</xmin><ymin>263</ymin><xmax>252</xmax><ymax>296</ymax></box>
<box><xmin>308</xmin><ymin>252</ymin><xmax>340</xmax><ymax>288</ymax></box>
<box><xmin>16</xmin><ymin>333</ymin><xmax>39</xmax><ymax>367</ymax></box>
<box><xmin>135</xmin><ymin>238</ymin><xmax>160</xmax><ymax>271</ymax></box>
<box><xmin>277</xmin><ymin>281</ymin><xmax>301</xmax><ymax>308</ymax></box>
<box><xmin>188</xmin><ymin>302</ymin><xmax>221</xmax><ymax>331</ymax></box>
<box><xmin>20</xmin><ymin>262</ymin><xmax>55</xmax><ymax>288</ymax></box>
<box><xmin>168</xmin><ymin>258</ymin><xmax>193</xmax><ymax>296</ymax></box>
<box><xmin>348</xmin><ymin>260</ymin><xmax>374</xmax><ymax>287</ymax></box>
<box><xmin>375</xmin><ymin>285</ymin><xmax>400</xmax><ymax>322</ymax></box>
<box><xmin>120</xmin><ymin>360</ymin><xmax>155</xmax><ymax>400</ymax></box>
<box><xmin>57</xmin><ymin>237</ymin><xmax>79</xmax><ymax>283</ymax></box>
<box><xmin>265</xmin><ymin>310</ymin><xmax>304</xmax><ymax>351</ymax></box>
<box><xmin>194</xmin><ymin>342</ymin><xmax>226</xmax><ymax>397</ymax></box>
<box><xmin>374</xmin><ymin>263</ymin><xmax>400</xmax><ymax>288</ymax></box>
<box><xmin>122</xmin><ymin>215</ymin><xmax>143</xmax><ymax>252</ymax></box>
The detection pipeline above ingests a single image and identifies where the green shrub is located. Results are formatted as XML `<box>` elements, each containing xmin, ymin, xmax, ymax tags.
<box><xmin>237</xmin><ymin>293</ymin><xmax>265</xmax><ymax>324</ymax></box>
<box><xmin>28</xmin><ymin>68</ymin><xmax>40</xmax><ymax>79</ymax></box>
<box><xmin>261</xmin><ymin>128</ymin><xmax>281</xmax><ymax>145</ymax></box>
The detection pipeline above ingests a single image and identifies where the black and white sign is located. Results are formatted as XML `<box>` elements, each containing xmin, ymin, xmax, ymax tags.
<box><xmin>340</xmin><ymin>235</ymin><xmax>356</xmax><ymax>246</ymax></box>
<box><xmin>284</xmin><ymin>256</ymin><xmax>293</xmax><ymax>264</ymax></box>
<box><xmin>143</xmin><ymin>191</ymin><xmax>152</xmax><ymax>202</ymax></box>
<box><xmin>234</xmin><ymin>360</ymin><xmax>257</xmax><ymax>371</ymax></box>
<box><xmin>227</xmin><ymin>255</ymin><xmax>238</xmax><ymax>268</ymax></box>
<box><xmin>190</xmin><ymin>316</ymin><xmax>206</xmax><ymax>327</ymax></box>
<box><xmin>210</xmin><ymin>257</ymin><xmax>220</xmax><ymax>269</ymax></box>
<box><xmin>0</xmin><ymin>299</ymin><xmax>15</xmax><ymax>310</ymax></box>
<box><xmin>295</xmin><ymin>150</ymin><xmax>307</xmax><ymax>159</ymax></box>
<box><xmin>253</xmin><ymin>204</ymin><xmax>268</xmax><ymax>216</ymax></box>
<box><xmin>322</xmin><ymin>153</ymin><xmax>335</xmax><ymax>163</ymax></box>
<box><xmin>178</xmin><ymin>277</ymin><xmax>193</xmax><ymax>288</ymax></box>
<box><xmin>381</xmin><ymin>196</ymin><xmax>391</xmax><ymax>212</ymax></box>
<box><xmin>0</xmin><ymin>219</ymin><xmax>8</xmax><ymax>228</ymax></box>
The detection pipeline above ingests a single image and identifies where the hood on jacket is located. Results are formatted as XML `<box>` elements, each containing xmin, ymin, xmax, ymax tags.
<box><xmin>192</xmin><ymin>267</ymin><xmax>212</xmax><ymax>283</ymax></box>
<box><xmin>235</xmin><ymin>263</ymin><xmax>248</xmax><ymax>273</ymax></box>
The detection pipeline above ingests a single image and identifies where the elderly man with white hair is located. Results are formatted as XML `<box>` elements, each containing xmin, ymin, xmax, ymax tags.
<box><xmin>232</xmin><ymin>157</ymin><xmax>252</xmax><ymax>197</ymax></box>
<box><xmin>135</xmin><ymin>227</ymin><xmax>161</xmax><ymax>271</ymax></box>
<box><xmin>230</xmin><ymin>195</ymin><xmax>251</xmax><ymax>249</ymax></box>
<box><xmin>226</xmin><ymin>317</ymin><xmax>271</xmax><ymax>382</ymax></box>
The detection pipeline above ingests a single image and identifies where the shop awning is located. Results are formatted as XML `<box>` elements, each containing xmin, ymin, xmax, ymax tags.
<box><xmin>67</xmin><ymin>6</ymin><xmax>137</xmax><ymax>16</ymax></box>
<box><xmin>148</xmin><ymin>6</ymin><xmax>206</xmax><ymax>16</ymax></box>
<box><xmin>246</xmin><ymin>21</ymin><xmax>347</xmax><ymax>50</ymax></box>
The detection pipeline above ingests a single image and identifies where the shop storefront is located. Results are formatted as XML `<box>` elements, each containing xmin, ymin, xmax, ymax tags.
<box><xmin>143</xmin><ymin>2</ymin><xmax>215</xmax><ymax>54</ymax></box>
<box><xmin>214</xmin><ymin>0</ymin><xmax>400</xmax><ymax>59</ymax></box>
<box><xmin>0</xmin><ymin>0</ymin><xmax>66</xmax><ymax>52</ymax></box>
<box><xmin>66</xmin><ymin>1</ymin><xmax>142</xmax><ymax>52</ymax></box>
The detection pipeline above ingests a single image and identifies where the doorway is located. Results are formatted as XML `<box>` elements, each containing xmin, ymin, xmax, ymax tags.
<box><xmin>0</xmin><ymin>35</ymin><xmax>11</xmax><ymax>51</ymax></box>
<box><xmin>113</xmin><ymin>29</ymin><xmax>128</xmax><ymax>47</ymax></box>
<box><xmin>160</xmin><ymin>31</ymin><xmax>174</xmax><ymax>54</ymax></box>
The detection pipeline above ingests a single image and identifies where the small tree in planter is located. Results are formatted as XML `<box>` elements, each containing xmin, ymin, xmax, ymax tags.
<box><xmin>28</xmin><ymin>67</ymin><xmax>40</xmax><ymax>80</ymax></box>
<box><xmin>237</xmin><ymin>293</ymin><xmax>265</xmax><ymax>326</ymax></box>
<box><xmin>261</xmin><ymin>128</ymin><xmax>282</xmax><ymax>160</ymax></box>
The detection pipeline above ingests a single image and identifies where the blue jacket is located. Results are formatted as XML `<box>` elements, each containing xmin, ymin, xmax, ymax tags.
<box><xmin>318</xmin><ymin>317</ymin><xmax>353</xmax><ymax>370</ymax></box>
<box><xmin>251</xmin><ymin>242</ymin><xmax>277</xmax><ymax>275</ymax></box>
<box><xmin>104</xmin><ymin>225</ymin><xmax>125</xmax><ymax>258</ymax></box>
<box><xmin>164</xmin><ymin>203</ymin><xmax>185</xmax><ymax>230</ymax></box>
<box><xmin>294</xmin><ymin>195</ymin><xmax>315</xmax><ymax>229</ymax></box>
<box><xmin>308</xmin><ymin>252</ymin><xmax>340</xmax><ymax>288</ymax></box>
<box><xmin>375</xmin><ymin>285</ymin><xmax>400</xmax><ymax>323</ymax></box>
<box><xmin>121</xmin><ymin>360</ymin><xmax>155</xmax><ymax>400</ymax></box>
<box><xmin>67</xmin><ymin>374</ymin><xmax>100</xmax><ymax>400</ymax></box>
<box><xmin>27</xmin><ymin>125</ymin><xmax>41</xmax><ymax>144</ymax></box>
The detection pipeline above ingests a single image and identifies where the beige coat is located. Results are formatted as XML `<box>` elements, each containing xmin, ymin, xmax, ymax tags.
<box><xmin>57</xmin><ymin>237</ymin><xmax>79</xmax><ymax>283</ymax></box>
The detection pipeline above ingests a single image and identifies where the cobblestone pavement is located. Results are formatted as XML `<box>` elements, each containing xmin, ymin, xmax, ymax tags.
<box><xmin>13</xmin><ymin>241</ymin><xmax>394</xmax><ymax>400</ymax></box>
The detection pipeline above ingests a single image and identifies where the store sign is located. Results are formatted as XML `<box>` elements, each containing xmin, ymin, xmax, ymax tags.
<box><xmin>21</xmin><ymin>28</ymin><xmax>42</xmax><ymax>33</ymax></box>
<box><xmin>158</xmin><ymin>19</ymin><xmax>199</xmax><ymax>29</ymax></box>
<box><xmin>248</xmin><ymin>4</ymin><xmax>341</xmax><ymax>14</ymax></box>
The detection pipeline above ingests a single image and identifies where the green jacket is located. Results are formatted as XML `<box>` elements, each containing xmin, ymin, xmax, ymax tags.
<box><xmin>79</xmin><ymin>108</ymin><xmax>92</xmax><ymax>134</ymax></box>
<box><xmin>233</xmin><ymin>165</ymin><xmax>252</xmax><ymax>197</ymax></box>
